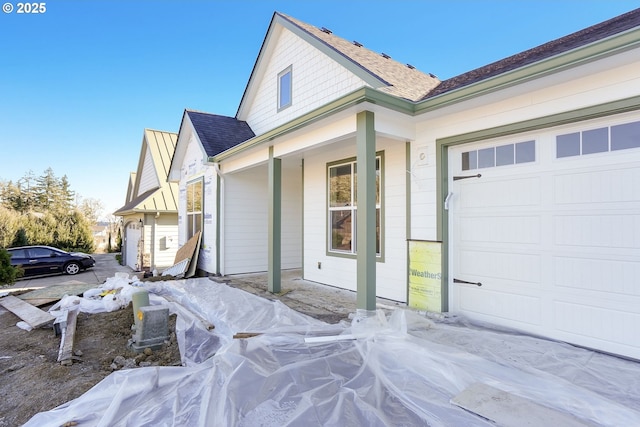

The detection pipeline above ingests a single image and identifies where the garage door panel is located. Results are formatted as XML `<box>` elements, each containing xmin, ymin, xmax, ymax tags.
<box><xmin>460</xmin><ymin>250</ymin><xmax>541</xmax><ymax>285</ymax></box>
<box><xmin>461</xmin><ymin>215</ymin><xmax>541</xmax><ymax>244</ymax></box>
<box><xmin>460</xmin><ymin>287</ymin><xmax>541</xmax><ymax>326</ymax></box>
<box><xmin>553</xmin><ymin>300</ymin><xmax>640</xmax><ymax>347</ymax></box>
<box><xmin>554</xmin><ymin>166</ymin><xmax>640</xmax><ymax>205</ymax></box>
<box><xmin>449</xmin><ymin>114</ymin><xmax>640</xmax><ymax>360</ymax></box>
<box><xmin>554</xmin><ymin>256</ymin><xmax>640</xmax><ymax>296</ymax></box>
<box><xmin>554</xmin><ymin>214</ymin><xmax>640</xmax><ymax>248</ymax></box>
<box><xmin>460</xmin><ymin>177</ymin><xmax>540</xmax><ymax>208</ymax></box>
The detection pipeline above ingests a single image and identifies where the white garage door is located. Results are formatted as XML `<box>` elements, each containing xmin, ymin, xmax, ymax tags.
<box><xmin>448</xmin><ymin>113</ymin><xmax>640</xmax><ymax>360</ymax></box>
<box><xmin>125</xmin><ymin>224</ymin><xmax>141</xmax><ymax>270</ymax></box>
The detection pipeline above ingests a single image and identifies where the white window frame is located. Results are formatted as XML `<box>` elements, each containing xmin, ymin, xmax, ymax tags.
<box><xmin>277</xmin><ymin>65</ymin><xmax>292</xmax><ymax>111</ymax></box>
<box><xmin>186</xmin><ymin>178</ymin><xmax>203</xmax><ymax>239</ymax></box>
<box><xmin>327</xmin><ymin>154</ymin><xmax>382</xmax><ymax>258</ymax></box>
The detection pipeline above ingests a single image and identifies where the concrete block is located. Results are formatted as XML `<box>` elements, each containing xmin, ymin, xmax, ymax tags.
<box><xmin>129</xmin><ymin>305</ymin><xmax>169</xmax><ymax>353</ymax></box>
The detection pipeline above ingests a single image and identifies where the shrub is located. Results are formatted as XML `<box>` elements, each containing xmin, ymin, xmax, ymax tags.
<box><xmin>0</xmin><ymin>248</ymin><xmax>23</xmax><ymax>286</ymax></box>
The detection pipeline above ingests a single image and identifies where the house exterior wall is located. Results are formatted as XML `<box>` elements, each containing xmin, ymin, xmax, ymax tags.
<box><xmin>223</xmin><ymin>161</ymin><xmax>302</xmax><ymax>275</ymax></box>
<box><xmin>409</xmin><ymin>52</ymin><xmax>640</xmax><ymax>242</ymax></box>
<box><xmin>151</xmin><ymin>214</ymin><xmax>179</xmax><ymax>269</ymax></box>
<box><xmin>224</xmin><ymin>166</ymin><xmax>268</xmax><ymax>274</ymax></box>
<box><xmin>177</xmin><ymin>135</ymin><xmax>217</xmax><ymax>272</ymax></box>
<box><xmin>281</xmin><ymin>161</ymin><xmax>303</xmax><ymax>269</ymax></box>
<box><xmin>138</xmin><ymin>146</ymin><xmax>159</xmax><ymax>194</ymax></box>
<box><xmin>302</xmin><ymin>136</ymin><xmax>408</xmax><ymax>302</ymax></box>
<box><xmin>245</xmin><ymin>27</ymin><xmax>367</xmax><ymax>136</ymax></box>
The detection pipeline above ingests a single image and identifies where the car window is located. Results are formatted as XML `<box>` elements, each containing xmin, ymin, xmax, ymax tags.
<box><xmin>28</xmin><ymin>247</ymin><xmax>56</xmax><ymax>258</ymax></box>
<box><xmin>8</xmin><ymin>249</ymin><xmax>28</xmax><ymax>258</ymax></box>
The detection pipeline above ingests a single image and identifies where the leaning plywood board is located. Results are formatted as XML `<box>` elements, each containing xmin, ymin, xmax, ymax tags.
<box><xmin>19</xmin><ymin>283</ymin><xmax>95</xmax><ymax>307</ymax></box>
<box><xmin>173</xmin><ymin>231</ymin><xmax>201</xmax><ymax>265</ymax></box>
<box><xmin>185</xmin><ymin>233</ymin><xmax>201</xmax><ymax>278</ymax></box>
<box><xmin>0</xmin><ymin>295</ymin><xmax>55</xmax><ymax>328</ymax></box>
<box><xmin>451</xmin><ymin>383</ymin><xmax>594</xmax><ymax>427</ymax></box>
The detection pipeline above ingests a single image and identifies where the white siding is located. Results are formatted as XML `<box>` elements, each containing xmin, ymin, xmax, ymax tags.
<box><xmin>152</xmin><ymin>215</ymin><xmax>179</xmax><ymax>269</ymax></box>
<box><xmin>223</xmin><ymin>161</ymin><xmax>302</xmax><ymax>275</ymax></box>
<box><xmin>282</xmin><ymin>161</ymin><xmax>303</xmax><ymax>269</ymax></box>
<box><xmin>303</xmin><ymin>137</ymin><xmax>408</xmax><ymax>302</ymax></box>
<box><xmin>224</xmin><ymin>166</ymin><xmax>268</xmax><ymax>274</ymax></box>
<box><xmin>138</xmin><ymin>146</ymin><xmax>159</xmax><ymax>194</ymax></box>
<box><xmin>245</xmin><ymin>27</ymin><xmax>367</xmax><ymax>136</ymax></box>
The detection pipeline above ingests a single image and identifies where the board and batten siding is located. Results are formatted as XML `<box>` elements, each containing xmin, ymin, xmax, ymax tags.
<box><xmin>303</xmin><ymin>137</ymin><xmax>408</xmax><ymax>302</ymax></box>
<box><xmin>245</xmin><ymin>27</ymin><xmax>367</xmax><ymax>136</ymax></box>
<box><xmin>138</xmin><ymin>146</ymin><xmax>160</xmax><ymax>194</ymax></box>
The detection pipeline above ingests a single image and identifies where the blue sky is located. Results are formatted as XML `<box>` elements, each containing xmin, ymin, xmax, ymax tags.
<box><xmin>0</xmin><ymin>0</ymin><xmax>637</xmax><ymax>219</ymax></box>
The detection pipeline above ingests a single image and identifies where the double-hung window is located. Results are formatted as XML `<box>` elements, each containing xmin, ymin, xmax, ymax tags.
<box><xmin>186</xmin><ymin>179</ymin><xmax>203</xmax><ymax>238</ymax></box>
<box><xmin>328</xmin><ymin>155</ymin><xmax>382</xmax><ymax>256</ymax></box>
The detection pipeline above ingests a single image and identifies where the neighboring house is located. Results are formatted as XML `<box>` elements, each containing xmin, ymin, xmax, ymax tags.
<box><xmin>115</xmin><ymin>129</ymin><xmax>179</xmax><ymax>271</ymax></box>
<box><xmin>168</xmin><ymin>10</ymin><xmax>640</xmax><ymax>360</ymax></box>
<box><xmin>92</xmin><ymin>223</ymin><xmax>109</xmax><ymax>253</ymax></box>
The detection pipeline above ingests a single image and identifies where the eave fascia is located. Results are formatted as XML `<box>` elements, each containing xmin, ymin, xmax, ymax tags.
<box><xmin>212</xmin><ymin>87</ymin><xmax>414</xmax><ymax>163</ymax></box>
<box><xmin>415</xmin><ymin>26</ymin><xmax>640</xmax><ymax>115</ymax></box>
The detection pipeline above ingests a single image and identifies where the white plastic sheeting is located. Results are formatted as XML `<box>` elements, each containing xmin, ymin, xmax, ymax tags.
<box><xmin>25</xmin><ymin>278</ymin><xmax>640</xmax><ymax>426</ymax></box>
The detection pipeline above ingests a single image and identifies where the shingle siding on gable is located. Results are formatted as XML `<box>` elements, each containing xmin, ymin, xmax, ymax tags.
<box><xmin>138</xmin><ymin>146</ymin><xmax>159</xmax><ymax>195</ymax></box>
<box><xmin>246</xmin><ymin>27</ymin><xmax>367</xmax><ymax>136</ymax></box>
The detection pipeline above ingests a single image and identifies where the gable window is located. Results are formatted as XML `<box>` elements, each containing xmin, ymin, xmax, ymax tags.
<box><xmin>328</xmin><ymin>154</ymin><xmax>382</xmax><ymax>256</ymax></box>
<box><xmin>278</xmin><ymin>66</ymin><xmax>292</xmax><ymax>111</ymax></box>
<box><xmin>186</xmin><ymin>179</ymin><xmax>203</xmax><ymax>239</ymax></box>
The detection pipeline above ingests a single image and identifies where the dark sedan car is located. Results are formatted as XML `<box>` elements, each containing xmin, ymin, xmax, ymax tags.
<box><xmin>7</xmin><ymin>245</ymin><xmax>95</xmax><ymax>277</ymax></box>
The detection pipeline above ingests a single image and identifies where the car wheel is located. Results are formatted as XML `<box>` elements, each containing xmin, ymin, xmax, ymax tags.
<box><xmin>64</xmin><ymin>262</ymin><xmax>81</xmax><ymax>275</ymax></box>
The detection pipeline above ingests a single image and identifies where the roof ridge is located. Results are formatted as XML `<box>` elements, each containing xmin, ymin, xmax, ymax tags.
<box><xmin>424</xmin><ymin>7</ymin><xmax>640</xmax><ymax>100</ymax></box>
<box><xmin>144</xmin><ymin>127</ymin><xmax>178</xmax><ymax>135</ymax></box>
<box><xmin>186</xmin><ymin>109</ymin><xmax>247</xmax><ymax>120</ymax></box>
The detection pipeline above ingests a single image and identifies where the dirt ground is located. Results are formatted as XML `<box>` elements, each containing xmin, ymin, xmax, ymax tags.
<box><xmin>0</xmin><ymin>270</ymin><xmax>395</xmax><ymax>426</ymax></box>
<box><xmin>0</xmin><ymin>302</ymin><xmax>181</xmax><ymax>427</ymax></box>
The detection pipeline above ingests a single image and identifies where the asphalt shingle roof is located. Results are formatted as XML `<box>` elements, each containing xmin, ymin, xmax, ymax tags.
<box><xmin>278</xmin><ymin>13</ymin><xmax>441</xmax><ymax>102</ymax></box>
<box><xmin>424</xmin><ymin>8</ymin><xmax>640</xmax><ymax>100</ymax></box>
<box><xmin>187</xmin><ymin>110</ymin><xmax>255</xmax><ymax>157</ymax></box>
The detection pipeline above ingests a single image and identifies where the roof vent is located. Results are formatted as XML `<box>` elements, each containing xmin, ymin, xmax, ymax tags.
<box><xmin>353</xmin><ymin>41</ymin><xmax>363</xmax><ymax>47</ymax></box>
<box><xmin>406</xmin><ymin>64</ymin><xmax>415</xmax><ymax>69</ymax></box>
<box><xmin>320</xmin><ymin>27</ymin><xmax>332</xmax><ymax>34</ymax></box>
<box><xmin>381</xmin><ymin>52</ymin><xmax>391</xmax><ymax>59</ymax></box>
<box><xmin>429</xmin><ymin>73</ymin><xmax>437</xmax><ymax>78</ymax></box>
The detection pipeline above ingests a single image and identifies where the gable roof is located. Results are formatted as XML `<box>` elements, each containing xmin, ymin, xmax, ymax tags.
<box><xmin>187</xmin><ymin>110</ymin><xmax>255</xmax><ymax>157</ymax></box>
<box><xmin>423</xmin><ymin>8</ymin><xmax>640</xmax><ymax>100</ymax></box>
<box><xmin>278</xmin><ymin>13</ymin><xmax>440</xmax><ymax>102</ymax></box>
<box><xmin>114</xmin><ymin>129</ymin><xmax>179</xmax><ymax>216</ymax></box>
<box><xmin>237</xmin><ymin>12</ymin><xmax>441</xmax><ymax>118</ymax></box>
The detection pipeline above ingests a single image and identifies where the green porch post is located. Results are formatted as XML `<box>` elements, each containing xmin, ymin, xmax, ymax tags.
<box><xmin>356</xmin><ymin>111</ymin><xmax>376</xmax><ymax>311</ymax></box>
<box><xmin>268</xmin><ymin>146</ymin><xmax>282</xmax><ymax>293</ymax></box>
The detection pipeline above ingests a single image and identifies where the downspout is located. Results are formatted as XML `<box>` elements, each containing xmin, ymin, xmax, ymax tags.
<box><xmin>213</xmin><ymin>162</ymin><xmax>224</xmax><ymax>276</ymax></box>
